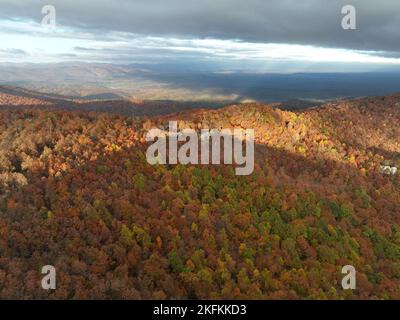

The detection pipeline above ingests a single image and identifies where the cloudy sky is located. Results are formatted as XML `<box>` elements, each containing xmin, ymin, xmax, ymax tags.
<box><xmin>1</xmin><ymin>0</ymin><xmax>400</xmax><ymax>71</ymax></box>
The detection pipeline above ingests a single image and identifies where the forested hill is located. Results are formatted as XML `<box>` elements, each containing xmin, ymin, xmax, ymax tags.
<box><xmin>0</xmin><ymin>91</ymin><xmax>399</xmax><ymax>299</ymax></box>
<box><xmin>0</xmin><ymin>85</ymin><xmax>224</xmax><ymax>116</ymax></box>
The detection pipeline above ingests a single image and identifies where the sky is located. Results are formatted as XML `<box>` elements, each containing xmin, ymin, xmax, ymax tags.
<box><xmin>1</xmin><ymin>0</ymin><xmax>400</xmax><ymax>72</ymax></box>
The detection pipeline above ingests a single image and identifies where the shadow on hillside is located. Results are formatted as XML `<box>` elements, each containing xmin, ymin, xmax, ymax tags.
<box><xmin>0</xmin><ymin>86</ymin><xmax>72</xmax><ymax>102</ymax></box>
<box><xmin>2</xmin><ymin>123</ymin><xmax>400</xmax><ymax>299</ymax></box>
<box><xmin>0</xmin><ymin>98</ymin><xmax>226</xmax><ymax>118</ymax></box>
<box><xmin>8</xmin><ymin>128</ymin><xmax>399</xmax><ymax>222</ymax></box>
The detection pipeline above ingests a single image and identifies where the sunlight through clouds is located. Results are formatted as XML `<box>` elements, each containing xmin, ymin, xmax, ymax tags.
<box><xmin>1</xmin><ymin>19</ymin><xmax>400</xmax><ymax>67</ymax></box>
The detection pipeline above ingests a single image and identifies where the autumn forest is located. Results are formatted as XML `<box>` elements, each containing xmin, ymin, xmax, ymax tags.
<box><xmin>0</xmin><ymin>88</ymin><xmax>399</xmax><ymax>299</ymax></box>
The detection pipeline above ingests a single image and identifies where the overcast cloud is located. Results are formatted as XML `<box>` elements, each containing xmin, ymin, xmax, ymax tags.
<box><xmin>0</xmin><ymin>0</ymin><xmax>400</xmax><ymax>69</ymax></box>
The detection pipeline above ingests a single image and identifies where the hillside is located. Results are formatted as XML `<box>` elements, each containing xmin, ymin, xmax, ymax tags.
<box><xmin>0</xmin><ymin>91</ymin><xmax>399</xmax><ymax>299</ymax></box>
<box><xmin>0</xmin><ymin>85</ymin><xmax>226</xmax><ymax>117</ymax></box>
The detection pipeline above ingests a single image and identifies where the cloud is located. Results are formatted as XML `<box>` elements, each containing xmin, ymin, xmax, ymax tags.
<box><xmin>1</xmin><ymin>18</ymin><xmax>400</xmax><ymax>70</ymax></box>
<box><xmin>0</xmin><ymin>0</ymin><xmax>399</xmax><ymax>52</ymax></box>
<box><xmin>0</xmin><ymin>0</ymin><xmax>400</xmax><ymax>70</ymax></box>
<box><xmin>0</xmin><ymin>48</ymin><xmax>26</xmax><ymax>55</ymax></box>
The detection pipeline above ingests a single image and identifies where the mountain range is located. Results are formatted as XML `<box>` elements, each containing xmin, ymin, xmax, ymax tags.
<box><xmin>2</xmin><ymin>63</ymin><xmax>400</xmax><ymax>104</ymax></box>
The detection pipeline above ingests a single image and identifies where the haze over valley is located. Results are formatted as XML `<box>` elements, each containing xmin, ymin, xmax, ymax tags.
<box><xmin>1</xmin><ymin>63</ymin><xmax>400</xmax><ymax>110</ymax></box>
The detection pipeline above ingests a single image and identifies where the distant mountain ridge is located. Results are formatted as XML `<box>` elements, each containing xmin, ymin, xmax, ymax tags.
<box><xmin>0</xmin><ymin>85</ymin><xmax>226</xmax><ymax>117</ymax></box>
<box><xmin>2</xmin><ymin>63</ymin><xmax>400</xmax><ymax>103</ymax></box>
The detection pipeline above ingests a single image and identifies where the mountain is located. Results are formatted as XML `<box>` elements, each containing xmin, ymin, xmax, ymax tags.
<box><xmin>2</xmin><ymin>63</ymin><xmax>400</xmax><ymax>103</ymax></box>
<box><xmin>0</xmin><ymin>85</ymin><xmax>225</xmax><ymax>116</ymax></box>
<box><xmin>0</xmin><ymin>90</ymin><xmax>399</xmax><ymax>299</ymax></box>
